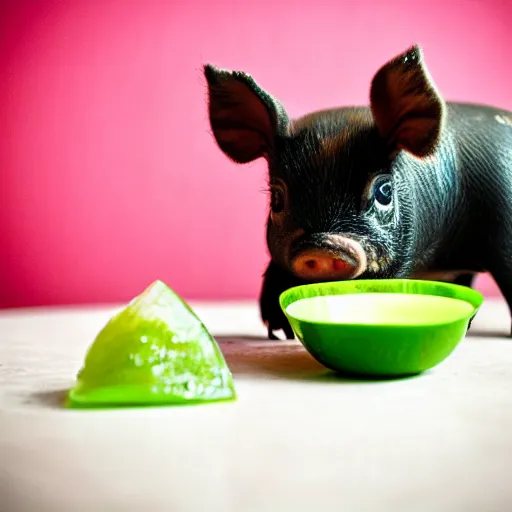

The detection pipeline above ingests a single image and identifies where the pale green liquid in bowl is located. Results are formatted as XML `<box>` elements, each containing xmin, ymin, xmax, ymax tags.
<box><xmin>286</xmin><ymin>293</ymin><xmax>475</xmax><ymax>326</ymax></box>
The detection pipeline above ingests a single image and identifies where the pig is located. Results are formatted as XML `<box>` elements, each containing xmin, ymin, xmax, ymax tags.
<box><xmin>204</xmin><ymin>45</ymin><xmax>512</xmax><ymax>339</ymax></box>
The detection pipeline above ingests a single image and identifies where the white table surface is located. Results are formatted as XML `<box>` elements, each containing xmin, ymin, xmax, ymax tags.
<box><xmin>1</xmin><ymin>298</ymin><xmax>512</xmax><ymax>512</ymax></box>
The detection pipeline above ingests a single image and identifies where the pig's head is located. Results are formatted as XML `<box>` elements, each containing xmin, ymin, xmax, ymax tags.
<box><xmin>204</xmin><ymin>45</ymin><xmax>446</xmax><ymax>283</ymax></box>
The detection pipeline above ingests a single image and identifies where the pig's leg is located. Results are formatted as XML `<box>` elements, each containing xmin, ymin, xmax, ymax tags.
<box><xmin>487</xmin><ymin>270</ymin><xmax>512</xmax><ymax>336</ymax></box>
<box><xmin>452</xmin><ymin>273</ymin><xmax>477</xmax><ymax>330</ymax></box>
<box><xmin>259</xmin><ymin>260</ymin><xmax>302</xmax><ymax>340</ymax></box>
<box><xmin>453</xmin><ymin>274</ymin><xmax>477</xmax><ymax>330</ymax></box>
<box><xmin>453</xmin><ymin>273</ymin><xmax>475</xmax><ymax>288</ymax></box>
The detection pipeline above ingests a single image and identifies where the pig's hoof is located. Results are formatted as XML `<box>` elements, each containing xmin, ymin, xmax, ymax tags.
<box><xmin>267</xmin><ymin>327</ymin><xmax>279</xmax><ymax>340</ymax></box>
<box><xmin>283</xmin><ymin>323</ymin><xmax>295</xmax><ymax>340</ymax></box>
<box><xmin>265</xmin><ymin>320</ymin><xmax>295</xmax><ymax>341</ymax></box>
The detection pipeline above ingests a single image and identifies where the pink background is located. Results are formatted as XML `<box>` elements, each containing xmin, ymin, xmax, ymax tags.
<box><xmin>1</xmin><ymin>0</ymin><xmax>511</xmax><ymax>308</ymax></box>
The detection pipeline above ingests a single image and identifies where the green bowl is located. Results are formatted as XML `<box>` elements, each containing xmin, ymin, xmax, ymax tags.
<box><xmin>279</xmin><ymin>279</ymin><xmax>484</xmax><ymax>378</ymax></box>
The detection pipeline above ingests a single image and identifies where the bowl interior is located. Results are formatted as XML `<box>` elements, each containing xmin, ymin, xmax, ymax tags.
<box><xmin>285</xmin><ymin>293</ymin><xmax>477</xmax><ymax>326</ymax></box>
<box><xmin>280</xmin><ymin>279</ymin><xmax>484</xmax><ymax>327</ymax></box>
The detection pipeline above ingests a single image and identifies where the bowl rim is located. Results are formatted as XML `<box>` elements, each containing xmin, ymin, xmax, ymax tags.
<box><xmin>279</xmin><ymin>278</ymin><xmax>485</xmax><ymax>329</ymax></box>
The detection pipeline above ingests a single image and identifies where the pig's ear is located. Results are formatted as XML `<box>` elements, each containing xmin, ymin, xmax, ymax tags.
<box><xmin>204</xmin><ymin>64</ymin><xmax>289</xmax><ymax>163</ymax></box>
<box><xmin>369</xmin><ymin>45</ymin><xmax>445</xmax><ymax>158</ymax></box>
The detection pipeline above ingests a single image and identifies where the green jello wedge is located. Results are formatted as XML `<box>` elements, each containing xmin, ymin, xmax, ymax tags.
<box><xmin>67</xmin><ymin>280</ymin><xmax>236</xmax><ymax>408</ymax></box>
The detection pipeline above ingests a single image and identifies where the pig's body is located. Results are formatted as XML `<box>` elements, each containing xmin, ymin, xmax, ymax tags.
<box><xmin>205</xmin><ymin>46</ymin><xmax>512</xmax><ymax>338</ymax></box>
<box><xmin>392</xmin><ymin>101</ymin><xmax>512</xmax><ymax>282</ymax></box>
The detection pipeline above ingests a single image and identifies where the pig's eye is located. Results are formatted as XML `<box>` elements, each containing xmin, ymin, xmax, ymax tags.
<box><xmin>372</xmin><ymin>176</ymin><xmax>393</xmax><ymax>209</ymax></box>
<box><xmin>270</xmin><ymin>186</ymin><xmax>286</xmax><ymax>214</ymax></box>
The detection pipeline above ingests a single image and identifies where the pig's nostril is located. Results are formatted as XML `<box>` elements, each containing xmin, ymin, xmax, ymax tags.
<box><xmin>305</xmin><ymin>259</ymin><xmax>317</xmax><ymax>269</ymax></box>
<box><xmin>332</xmin><ymin>259</ymin><xmax>351</xmax><ymax>272</ymax></box>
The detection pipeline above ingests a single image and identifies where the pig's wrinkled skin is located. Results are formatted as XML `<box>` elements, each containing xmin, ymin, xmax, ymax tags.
<box><xmin>204</xmin><ymin>45</ymin><xmax>512</xmax><ymax>339</ymax></box>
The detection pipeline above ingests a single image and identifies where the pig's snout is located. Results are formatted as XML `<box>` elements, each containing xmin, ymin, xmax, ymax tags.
<box><xmin>291</xmin><ymin>235</ymin><xmax>367</xmax><ymax>281</ymax></box>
